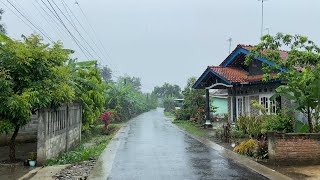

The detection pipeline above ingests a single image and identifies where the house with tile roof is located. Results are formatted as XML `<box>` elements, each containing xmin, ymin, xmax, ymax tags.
<box><xmin>193</xmin><ymin>45</ymin><xmax>293</xmax><ymax>122</ymax></box>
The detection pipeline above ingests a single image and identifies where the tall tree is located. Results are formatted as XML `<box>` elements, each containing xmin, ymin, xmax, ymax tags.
<box><xmin>153</xmin><ymin>83</ymin><xmax>182</xmax><ymax>98</ymax></box>
<box><xmin>246</xmin><ymin>33</ymin><xmax>320</xmax><ymax>132</ymax></box>
<box><xmin>99</xmin><ymin>65</ymin><xmax>113</xmax><ymax>82</ymax></box>
<box><xmin>0</xmin><ymin>34</ymin><xmax>75</xmax><ymax>161</ymax></box>
<box><xmin>0</xmin><ymin>9</ymin><xmax>6</xmax><ymax>34</ymax></box>
<box><xmin>117</xmin><ymin>75</ymin><xmax>142</xmax><ymax>91</ymax></box>
<box><xmin>68</xmin><ymin>60</ymin><xmax>106</xmax><ymax>131</ymax></box>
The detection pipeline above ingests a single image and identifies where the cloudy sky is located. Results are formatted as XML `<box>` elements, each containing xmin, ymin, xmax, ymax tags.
<box><xmin>1</xmin><ymin>0</ymin><xmax>319</xmax><ymax>92</ymax></box>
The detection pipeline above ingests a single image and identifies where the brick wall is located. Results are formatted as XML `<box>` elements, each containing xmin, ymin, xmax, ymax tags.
<box><xmin>268</xmin><ymin>132</ymin><xmax>320</xmax><ymax>164</ymax></box>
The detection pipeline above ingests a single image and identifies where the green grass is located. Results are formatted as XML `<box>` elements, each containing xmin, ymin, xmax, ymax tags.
<box><xmin>164</xmin><ymin>112</ymin><xmax>175</xmax><ymax>118</ymax></box>
<box><xmin>44</xmin><ymin>124</ymin><xmax>121</xmax><ymax>166</ymax></box>
<box><xmin>173</xmin><ymin>120</ymin><xmax>206</xmax><ymax>137</ymax></box>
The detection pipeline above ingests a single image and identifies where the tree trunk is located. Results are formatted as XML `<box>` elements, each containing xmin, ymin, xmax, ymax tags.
<box><xmin>307</xmin><ymin>107</ymin><xmax>313</xmax><ymax>133</ymax></box>
<box><xmin>9</xmin><ymin>126</ymin><xmax>20</xmax><ymax>162</ymax></box>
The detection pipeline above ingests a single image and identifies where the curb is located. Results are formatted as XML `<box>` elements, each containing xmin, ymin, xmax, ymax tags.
<box><xmin>88</xmin><ymin>124</ymin><xmax>130</xmax><ymax>180</ymax></box>
<box><xmin>170</xmin><ymin>121</ymin><xmax>292</xmax><ymax>180</ymax></box>
<box><xmin>19</xmin><ymin>165</ymin><xmax>70</xmax><ymax>180</ymax></box>
<box><xmin>19</xmin><ymin>167</ymin><xmax>42</xmax><ymax>180</ymax></box>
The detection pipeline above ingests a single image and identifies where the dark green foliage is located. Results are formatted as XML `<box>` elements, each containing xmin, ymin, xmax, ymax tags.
<box><xmin>163</xmin><ymin>97</ymin><xmax>175</xmax><ymax>112</ymax></box>
<box><xmin>99</xmin><ymin>65</ymin><xmax>113</xmax><ymax>82</ymax></box>
<box><xmin>0</xmin><ymin>34</ymin><xmax>75</xmax><ymax>161</ymax></box>
<box><xmin>174</xmin><ymin>108</ymin><xmax>191</xmax><ymax>120</ymax></box>
<box><xmin>230</xmin><ymin>126</ymin><xmax>246</xmax><ymax>139</ymax></box>
<box><xmin>68</xmin><ymin>60</ymin><xmax>106</xmax><ymax>131</ymax></box>
<box><xmin>104</xmin><ymin>77</ymin><xmax>157</xmax><ymax>122</ymax></box>
<box><xmin>175</xmin><ymin>77</ymin><xmax>206</xmax><ymax>123</ymax></box>
<box><xmin>261</xmin><ymin>111</ymin><xmax>294</xmax><ymax>133</ymax></box>
<box><xmin>153</xmin><ymin>83</ymin><xmax>182</xmax><ymax>98</ymax></box>
<box><xmin>246</xmin><ymin>33</ymin><xmax>320</xmax><ymax>132</ymax></box>
<box><xmin>236</xmin><ymin>115</ymin><xmax>264</xmax><ymax>138</ymax></box>
<box><xmin>254</xmin><ymin>140</ymin><xmax>268</xmax><ymax>159</ymax></box>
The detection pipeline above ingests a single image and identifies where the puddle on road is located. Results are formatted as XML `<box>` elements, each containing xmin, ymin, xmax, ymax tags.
<box><xmin>0</xmin><ymin>164</ymin><xmax>34</xmax><ymax>180</ymax></box>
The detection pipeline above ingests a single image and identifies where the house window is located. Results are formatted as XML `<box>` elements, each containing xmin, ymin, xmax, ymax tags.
<box><xmin>259</xmin><ymin>95</ymin><xmax>278</xmax><ymax>114</ymax></box>
<box><xmin>237</xmin><ymin>97</ymin><xmax>243</xmax><ymax>118</ymax></box>
<box><xmin>236</xmin><ymin>96</ymin><xmax>250</xmax><ymax>119</ymax></box>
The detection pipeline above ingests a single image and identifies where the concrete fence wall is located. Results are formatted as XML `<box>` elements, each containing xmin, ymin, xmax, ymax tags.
<box><xmin>37</xmin><ymin>103</ymin><xmax>82</xmax><ymax>165</ymax></box>
<box><xmin>268</xmin><ymin>132</ymin><xmax>320</xmax><ymax>164</ymax></box>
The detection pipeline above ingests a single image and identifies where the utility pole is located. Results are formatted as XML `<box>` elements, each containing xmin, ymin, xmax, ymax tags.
<box><xmin>227</xmin><ymin>37</ymin><xmax>232</xmax><ymax>54</ymax></box>
<box><xmin>264</xmin><ymin>27</ymin><xmax>270</xmax><ymax>35</ymax></box>
<box><xmin>258</xmin><ymin>0</ymin><xmax>268</xmax><ymax>38</ymax></box>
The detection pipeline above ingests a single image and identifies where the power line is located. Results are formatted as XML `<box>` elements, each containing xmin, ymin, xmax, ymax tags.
<box><xmin>50</xmin><ymin>0</ymin><xmax>104</xmax><ymax>62</ymax></box>
<box><xmin>32</xmin><ymin>0</ymin><xmax>66</xmax><ymax>40</ymax></box>
<box><xmin>41</xmin><ymin>0</ymin><xmax>92</xmax><ymax>60</ymax></box>
<box><xmin>3</xmin><ymin>0</ymin><xmax>53</xmax><ymax>42</ymax></box>
<box><xmin>62</xmin><ymin>0</ymin><xmax>108</xmax><ymax>62</ymax></box>
<box><xmin>74</xmin><ymin>1</ymin><xmax>121</xmax><ymax>75</ymax></box>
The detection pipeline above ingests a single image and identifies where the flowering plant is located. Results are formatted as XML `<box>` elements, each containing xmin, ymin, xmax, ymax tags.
<box><xmin>100</xmin><ymin>111</ymin><xmax>114</xmax><ymax>129</ymax></box>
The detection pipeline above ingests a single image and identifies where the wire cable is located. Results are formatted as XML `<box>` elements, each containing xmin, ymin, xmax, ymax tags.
<box><xmin>4</xmin><ymin>0</ymin><xmax>53</xmax><ymax>42</ymax></box>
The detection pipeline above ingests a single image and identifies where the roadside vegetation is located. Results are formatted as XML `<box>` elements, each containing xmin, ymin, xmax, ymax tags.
<box><xmin>0</xmin><ymin>10</ymin><xmax>157</xmax><ymax>162</ymax></box>
<box><xmin>173</xmin><ymin>120</ymin><xmax>206</xmax><ymax>137</ymax></box>
<box><xmin>45</xmin><ymin>124</ymin><xmax>120</xmax><ymax>166</ymax></box>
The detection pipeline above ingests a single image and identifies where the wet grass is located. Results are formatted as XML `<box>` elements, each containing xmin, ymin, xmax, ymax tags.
<box><xmin>164</xmin><ymin>112</ymin><xmax>175</xmax><ymax>118</ymax></box>
<box><xmin>173</xmin><ymin>120</ymin><xmax>206</xmax><ymax>137</ymax></box>
<box><xmin>44</xmin><ymin>124</ymin><xmax>121</xmax><ymax>166</ymax></box>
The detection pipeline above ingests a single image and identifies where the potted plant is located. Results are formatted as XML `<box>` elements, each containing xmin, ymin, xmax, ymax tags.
<box><xmin>28</xmin><ymin>152</ymin><xmax>37</xmax><ymax>167</ymax></box>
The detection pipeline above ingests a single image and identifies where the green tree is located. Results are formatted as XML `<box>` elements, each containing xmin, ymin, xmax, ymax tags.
<box><xmin>175</xmin><ymin>77</ymin><xmax>205</xmax><ymax>123</ymax></box>
<box><xmin>68</xmin><ymin>60</ymin><xmax>106</xmax><ymax>131</ymax></box>
<box><xmin>117</xmin><ymin>75</ymin><xmax>142</xmax><ymax>91</ymax></box>
<box><xmin>99</xmin><ymin>65</ymin><xmax>113</xmax><ymax>82</ymax></box>
<box><xmin>246</xmin><ymin>33</ymin><xmax>320</xmax><ymax>132</ymax></box>
<box><xmin>0</xmin><ymin>34</ymin><xmax>75</xmax><ymax>161</ymax></box>
<box><xmin>0</xmin><ymin>9</ymin><xmax>6</xmax><ymax>34</ymax></box>
<box><xmin>153</xmin><ymin>83</ymin><xmax>182</xmax><ymax>98</ymax></box>
<box><xmin>105</xmin><ymin>75</ymin><xmax>157</xmax><ymax>121</ymax></box>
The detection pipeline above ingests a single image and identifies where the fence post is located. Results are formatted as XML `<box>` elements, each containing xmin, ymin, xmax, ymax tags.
<box><xmin>36</xmin><ymin>109</ymin><xmax>48</xmax><ymax>165</ymax></box>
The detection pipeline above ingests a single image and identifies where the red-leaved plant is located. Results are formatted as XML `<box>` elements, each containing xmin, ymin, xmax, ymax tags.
<box><xmin>100</xmin><ymin>111</ymin><xmax>114</xmax><ymax>129</ymax></box>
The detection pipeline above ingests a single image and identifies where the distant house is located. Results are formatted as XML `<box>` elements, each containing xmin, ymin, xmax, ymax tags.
<box><xmin>192</xmin><ymin>44</ymin><xmax>296</xmax><ymax>122</ymax></box>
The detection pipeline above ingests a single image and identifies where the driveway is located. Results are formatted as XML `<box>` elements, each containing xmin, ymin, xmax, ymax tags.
<box><xmin>107</xmin><ymin>109</ymin><xmax>268</xmax><ymax>180</ymax></box>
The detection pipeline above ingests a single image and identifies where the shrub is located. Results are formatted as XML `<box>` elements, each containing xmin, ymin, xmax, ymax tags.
<box><xmin>215</xmin><ymin>128</ymin><xmax>224</xmax><ymax>140</ymax></box>
<box><xmin>236</xmin><ymin>115</ymin><xmax>264</xmax><ymax>138</ymax></box>
<box><xmin>230</xmin><ymin>127</ymin><xmax>246</xmax><ymax>139</ymax></box>
<box><xmin>233</xmin><ymin>139</ymin><xmax>258</xmax><ymax>157</ymax></box>
<box><xmin>175</xmin><ymin>108</ymin><xmax>191</xmax><ymax>120</ymax></box>
<box><xmin>254</xmin><ymin>140</ymin><xmax>268</xmax><ymax>159</ymax></box>
<box><xmin>163</xmin><ymin>97</ymin><xmax>175</xmax><ymax>112</ymax></box>
<box><xmin>262</xmin><ymin>111</ymin><xmax>294</xmax><ymax>133</ymax></box>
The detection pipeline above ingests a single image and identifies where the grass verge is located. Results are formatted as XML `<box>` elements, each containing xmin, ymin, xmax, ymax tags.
<box><xmin>44</xmin><ymin>124</ymin><xmax>121</xmax><ymax>166</ymax></box>
<box><xmin>164</xmin><ymin>112</ymin><xmax>175</xmax><ymax>118</ymax></box>
<box><xmin>173</xmin><ymin>120</ymin><xmax>206</xmax><ymax>137</ymax></box>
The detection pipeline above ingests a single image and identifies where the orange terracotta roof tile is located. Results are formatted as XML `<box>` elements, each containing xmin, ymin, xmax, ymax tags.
<box><xmin>208</xmin><ymin>66</ymin><xmax>274</xmax><ymax>83</ymax></box>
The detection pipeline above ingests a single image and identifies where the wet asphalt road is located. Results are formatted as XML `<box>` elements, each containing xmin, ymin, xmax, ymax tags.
<box><xmin>108</xmin><ymin>109</ymin><xmax>268</xmax><ymax>180</ymax></box>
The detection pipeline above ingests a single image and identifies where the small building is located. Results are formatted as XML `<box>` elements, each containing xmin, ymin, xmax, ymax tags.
<box><xmin>192</xmin><ymin>45</ymin><xmax>292</xmax><ymax>122</ymax></box>
<box><xmin>173</xmin><ymin>98</ymin><xmax>184</xmax><ymax>110</ymax></box>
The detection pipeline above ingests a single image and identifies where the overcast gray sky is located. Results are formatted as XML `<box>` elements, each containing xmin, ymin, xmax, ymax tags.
<box><xmin>1</xmin><ymin>0</ymin><xmax>319</xmax><ymax>92</ymax></box>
